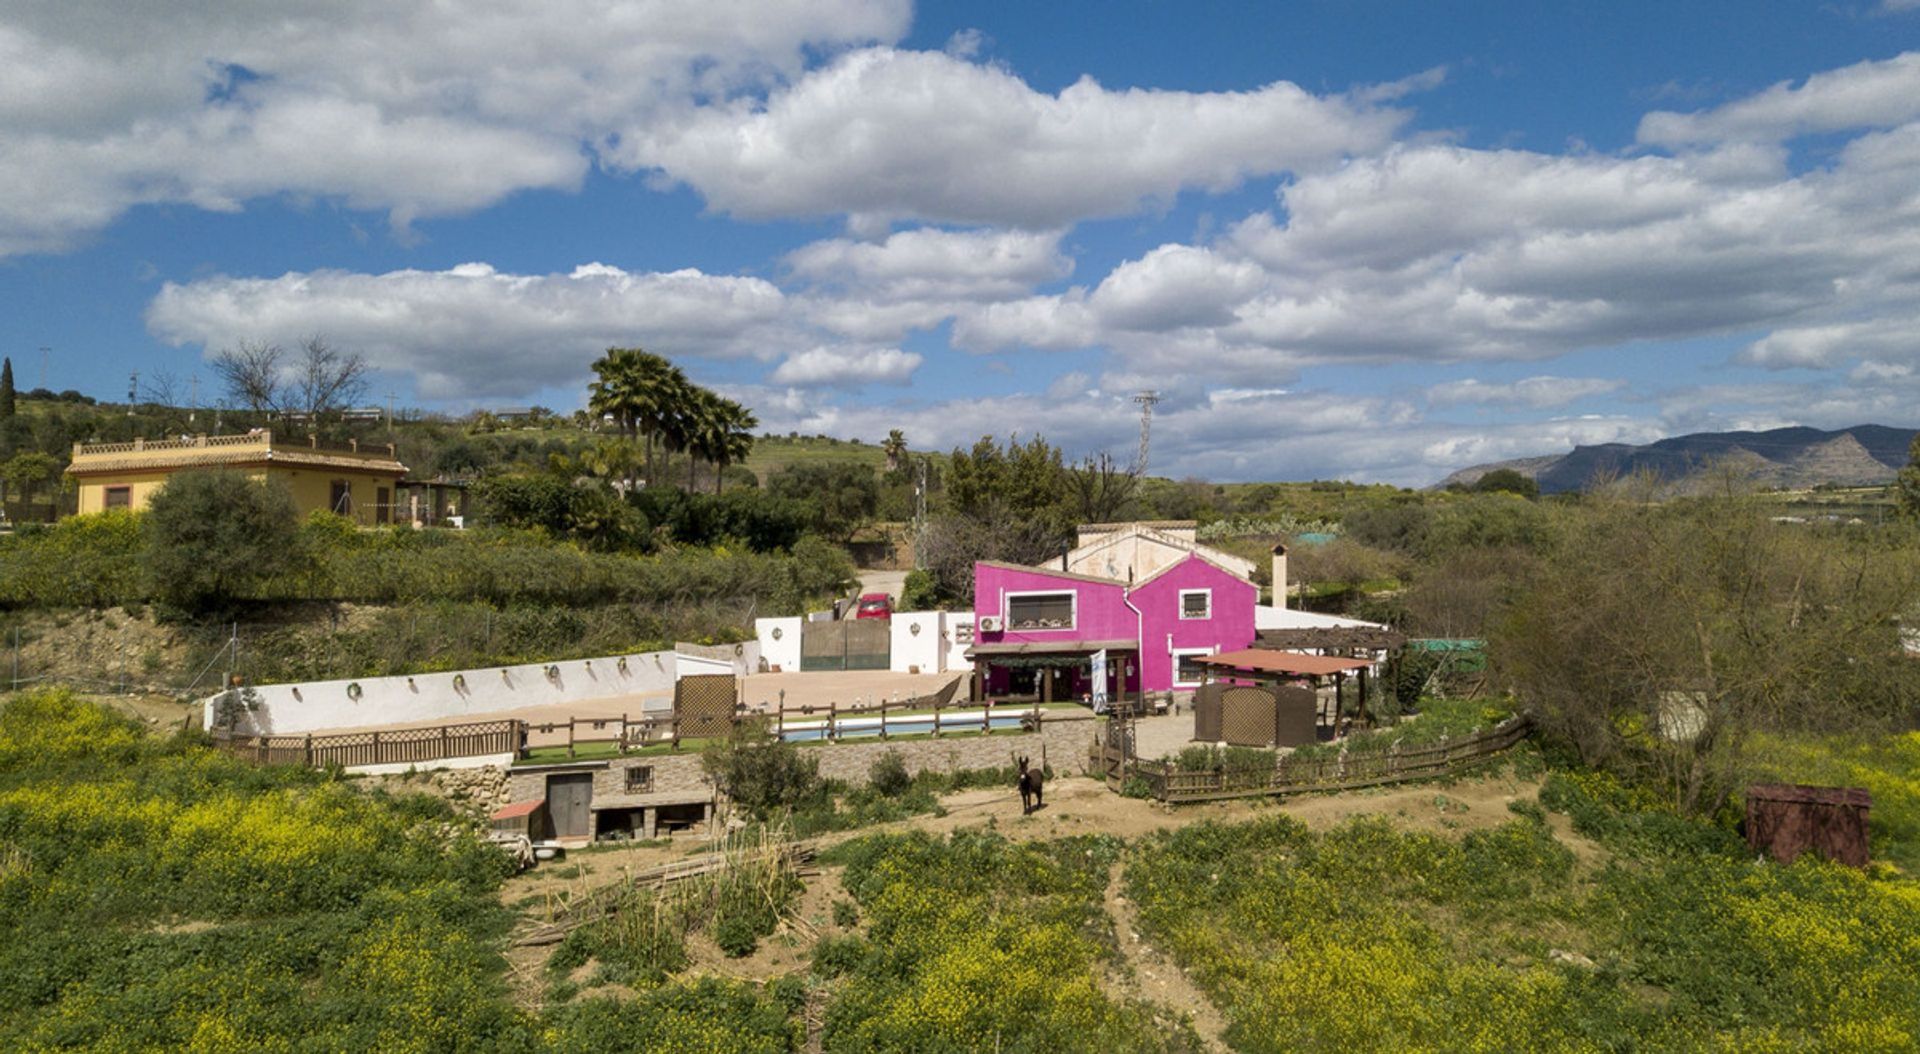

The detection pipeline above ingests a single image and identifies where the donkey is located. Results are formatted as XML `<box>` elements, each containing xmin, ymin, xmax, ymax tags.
<box><xmin>1017</xmin><ymin>755</ymin><xmax>1045</xmax><ymax>815</ymax></box>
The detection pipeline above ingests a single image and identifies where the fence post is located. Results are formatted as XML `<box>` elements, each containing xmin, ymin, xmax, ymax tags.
<box><xmin>439</xmin><ymin>723</ymin><xmax>448</xmax><ymax>761</ymax></box>
<box><xmin>370</xmin><ymin>731</ymin><xmax>380</xmax><ymax>767</ymax></box>
<box><xmin>828</xmin><ymin>700</ymin><xmax>837</xmax><ymax>742</ymax></box>
<box><xmin>879</xmin><ymin>698</ymin><xmax>887</xmax><ymax>739</ymax></box>
<box><xmin>777</xmin><ymin>690</ymin><xmax>785</xmax><ymax>739</ymax></box>
<box><xmin>566</xmin><ymin>719</ymin><xmax>575</xmax><ymax>758</ymax></box>
<box><xmin>304</xmin><ymin>733</ymin><xmax>313</xmax><ymax>767</ymax></box>
<box><xmin>619</xmin><ymin>712</ymin><xmax>628</xmax><ymax>755</ymax></box>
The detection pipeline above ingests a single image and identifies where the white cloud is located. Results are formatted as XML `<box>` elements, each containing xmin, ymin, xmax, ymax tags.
<box><xmin>769</xmin><ymin>346</ymin><xmax>922</xmax><ymax>388</ymax></box>
<box><xmin>785</xmin><ymin>228</ymin><xmax>1071</xmax><ymax>301</ymax></box>
<box><xmin>1741</xmin><ymin>314</ymin><xmax>1920</xmax><ymax>369</ymax></box>
<box><xmin>0</xmin><ymin>0</ymin><xmax>909</xmax><ymax>254</ymax></box>
<box><xmin>737</xmin><ymin>381</ymin><xmax>1669</xmax><ymax>486</ymax></box>
<box><xmin>146</xmin><ymin>262</ymin><xmax>792</xmax><ymax>399</ymax></box>
<box><xmin>955</xmin><ymin>72</ymin><xmax>1920</xmax><ymax>383</ymax></box>
<box><xmin>623</xmin><ymin>46</ymin><xmax>1412</xmax><ymax>229</ymax></box>
<box><xmin>1428</xmin><ymin>376</ymin><xmax>1626</xmax><ymax>409</ymax></box>
<box><xmin>1638</xmin><ymin>51</ymin><xmax>1920</xmax><ymax>146</ymax></box>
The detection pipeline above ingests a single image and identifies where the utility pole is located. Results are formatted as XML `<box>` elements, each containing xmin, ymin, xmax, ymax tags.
<box><xmin>1132</xmin><ymin>390</ymin><xmax>1160</xmax><ymax>475</ymax></box>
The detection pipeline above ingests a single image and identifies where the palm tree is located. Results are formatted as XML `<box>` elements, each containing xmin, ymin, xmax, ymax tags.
<box><xmin>883</xmin><ymin>429</ymin><xmax>907</xmax><ymax>473</ymax></box>
<box><xmin>589</xmin><ymin>347</ymin><xmax>688</xmax><ymax>489</ymax></box>
<box><xmin>707</xmin><ymin>397</ymin><xmax>758</xmax><ymax>494</ymax></box>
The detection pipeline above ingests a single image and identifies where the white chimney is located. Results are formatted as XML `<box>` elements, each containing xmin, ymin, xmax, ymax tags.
<box><xmin>1271</xmin><ymin>543</ymin><xmax>1288</xmax><ymax>609</ymax></box>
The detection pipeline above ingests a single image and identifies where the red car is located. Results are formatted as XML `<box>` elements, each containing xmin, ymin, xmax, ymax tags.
<box><xmin>854</xmin><ymin>593</ymin><xmax>893</xmax><ymax>620</ymax></box>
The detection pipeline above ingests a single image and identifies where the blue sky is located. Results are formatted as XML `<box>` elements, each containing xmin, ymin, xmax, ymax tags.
<box><xmin>3</xmin><ymin>1</ymin><xmax>1919</xmax><ymax>484</ymax></box>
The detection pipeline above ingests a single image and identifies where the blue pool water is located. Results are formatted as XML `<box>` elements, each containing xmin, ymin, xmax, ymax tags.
<box><xmin>779</xmin><ymin>713</ymin><xmax>1033</xmax><ymax>742</ymax></box>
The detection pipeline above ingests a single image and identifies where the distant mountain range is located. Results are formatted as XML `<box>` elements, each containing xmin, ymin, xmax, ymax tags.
<box><xmin>1436</xmin><ymin>425</ymin><xmax>1919</xmax><ymax>494</ymax></box>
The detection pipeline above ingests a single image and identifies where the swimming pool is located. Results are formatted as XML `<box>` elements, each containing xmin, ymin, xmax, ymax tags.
<box><xmin>777</xmin><ymin>709</ymin><xmax>1037</xmax><ymax>742</ymax></box>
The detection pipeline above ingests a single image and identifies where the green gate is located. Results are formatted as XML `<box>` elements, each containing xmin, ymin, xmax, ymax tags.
<box><xmin>800</xmin><ymin>620</ymin><xmax>892</xmax><ymax>671</ymax></box>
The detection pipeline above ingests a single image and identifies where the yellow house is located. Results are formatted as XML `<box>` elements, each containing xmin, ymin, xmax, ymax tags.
<box><xmin>65</xmin><ymin>431</ymin><xmax>410</xmax><ymax>526</ymax></box>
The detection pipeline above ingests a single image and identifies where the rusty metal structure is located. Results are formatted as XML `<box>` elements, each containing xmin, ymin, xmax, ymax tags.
<box><xmin>1745</xmin><ymin>783</ymin><xmax>1872</xmax><ymax>869</ymax></box>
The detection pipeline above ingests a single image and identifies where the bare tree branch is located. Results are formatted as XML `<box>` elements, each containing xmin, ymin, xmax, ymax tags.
<box><xmin>287</xmin><ymin>336</ymin><xmax>370</xmax><ymax>424</ymax></box>
<box><xmin>210</xmin><ymin>340</ymin><xmax>283</xmax><ymax>413</ymax></box>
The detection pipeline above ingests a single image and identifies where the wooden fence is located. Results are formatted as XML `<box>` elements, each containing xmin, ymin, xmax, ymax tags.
<box><xmin>210</xmin><ymin>677</ymin><xmax>1057</xmax><ymax>768</ymax></box>
<box><xmin>211</xmin><ymin>719</ymin><xmax>522</xmax><ymax>769</ymax></box>
<box><xmin>1126</xmin><ymin>715</ymin><xmax>1531</xmax><ymax>803</ymax></box>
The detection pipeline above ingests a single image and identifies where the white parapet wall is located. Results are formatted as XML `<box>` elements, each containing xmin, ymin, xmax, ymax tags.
<box><xmin>943</xmin><ymin>611</ymin><xmax>975</xmax><ymax>673</ymax></box>
<box><xmin>204</xmin><ymin>641</ymin><xmax>761</xmax><ymax>736</ymax></box>
<box><xmin>756</xmin><ymin>612</ymin><xmax>974</xmax><ymax>674</ymax></box>
<box><xmin>756</xmin><ymin>616</ymin><xmax>804</xmax><ymax>672</ymax></box>
<box><xmin>889</xmin><ymin>611</ymin><xmax>943</xmax><ymax>673</ymax></box>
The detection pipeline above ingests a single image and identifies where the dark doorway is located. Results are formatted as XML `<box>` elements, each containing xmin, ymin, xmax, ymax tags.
<box><xmin>545</xmin><ymin>773</ymin><xmax>593</xmax><ymax>838</ymax></box>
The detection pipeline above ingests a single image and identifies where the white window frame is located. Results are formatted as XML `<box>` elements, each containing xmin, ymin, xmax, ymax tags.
<box><xmin>1171</xmin><ymin>646</ymin><xmax>1216</xmax><ymax>689</ymax></box>
<box><xmin>1004</xmin><ymin>589</ymin><xmax>1078</xmax><ymax>632</ymax></box>
<box><xmin>1178</xmin><ymin>588</ymin><xmax>1212</xmax><ymax>621</ymax></box>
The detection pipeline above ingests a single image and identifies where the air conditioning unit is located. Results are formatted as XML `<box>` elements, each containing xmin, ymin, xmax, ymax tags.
<box><xmin>977</xmin><ymin>616</ymin><xmax>1003</xmax><ymax>633</ymax></box>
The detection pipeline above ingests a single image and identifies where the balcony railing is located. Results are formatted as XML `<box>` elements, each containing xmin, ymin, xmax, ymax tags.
<box><xmin>72</xmin><ymin>430</ymin><xmax>396</xmax><ymax>461</ymax></box>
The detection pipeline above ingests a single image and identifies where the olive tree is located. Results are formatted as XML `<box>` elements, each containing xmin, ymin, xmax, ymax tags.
<box><xmin>143</xmin><ymin>470</ymin><xmax>303</xmax><ymax>614</ymax></box>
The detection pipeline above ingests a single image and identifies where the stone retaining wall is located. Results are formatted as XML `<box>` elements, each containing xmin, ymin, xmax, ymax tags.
<box><xmin>504</xmin><ymin>715</ymin><xmax>1095</xmax><ymax>805</ymax></box>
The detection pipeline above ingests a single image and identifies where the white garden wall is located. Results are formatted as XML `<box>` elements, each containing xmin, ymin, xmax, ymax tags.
<box><xmin>205</xmin><ymin>643</ymin><xmax>759</xmax><ymax>736</ymax></box>
<box><xmin>756</xmin><ymin>616</ymin><xmax>803</xmax><ymax>672</ymax></box>
<box><xmin>889</xmin><ymin>611</ymin><xmax>944</xmax><ymax>673</ymax></box>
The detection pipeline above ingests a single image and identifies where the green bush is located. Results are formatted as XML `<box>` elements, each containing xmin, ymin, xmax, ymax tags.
<box><xmin>810</xmin><ymin>934</ymin><xmax>869</xmax><ymax>978</ymax></box>
<box><xmin>0</xmin><ymin>510</ymin><xmax>854</xmax><ymax>617</ymax></box>
<box><xmin>143</xmin><ymin>470</ymin><xmax>304</xmax><ymax>614</ymax></box>
<box><xmin>868</xmin><ymin>750</ymin><xmax>912</xmax><ymax>796</ymax></box>
<box><xmin>701</xmin><ymin>720</ymin><xmax>823</xmax><ymax>821</ymax></box>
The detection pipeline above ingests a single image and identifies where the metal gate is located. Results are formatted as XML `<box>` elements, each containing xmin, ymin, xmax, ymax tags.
<box><xmin>800</xmin><ymin>620</ymin><xmax>892</xmax><ymax>671</ymax></box>
<box><xmin>546</xmin><ymin>773</ymin><xmax>593</xmax><ymax>838</ymax></box>
<box><xmin>674</xmin><ymin>673</ymin><xmax>738</xmax><ymax>738</ymax></box>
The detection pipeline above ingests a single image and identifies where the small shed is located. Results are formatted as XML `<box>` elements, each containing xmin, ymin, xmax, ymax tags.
<box><xmin>490</xmin><ymin>798</ymin><xmax>551</xmax><ymax>842</ymax></box>
<box><xmin>1745</xmin><ymin>783</ymin><xmax>1871</xmax><ymax>869</ymax></box>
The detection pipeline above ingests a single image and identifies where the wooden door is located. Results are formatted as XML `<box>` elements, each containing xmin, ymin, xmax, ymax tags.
<box><xmin>546</xmin><ymin>773</ymin><xmax>593</xmax><ymax>838</ymax></box>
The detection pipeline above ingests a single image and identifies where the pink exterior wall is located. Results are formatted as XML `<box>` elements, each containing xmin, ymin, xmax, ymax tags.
<box><xmin>972</xmin><ymin>563</ymin><xmax>1136</xmax><ymax>645</ymax></box>
<box><xmin>971</xmin><ymin>556</ymin><xmax>1256</xmax><ymax>694</ymax></box>
<box><xmin>972</xmin><ymin>563</ymin><xmax>1138</xmax><ymax>696</ymax></box>
<box><xmin>1127</xmin><ymin>555</ymin><xmax>1258</xmax><ymax>692</ymax></box>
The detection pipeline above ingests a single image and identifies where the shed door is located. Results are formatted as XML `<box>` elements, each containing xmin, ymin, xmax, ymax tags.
<box><xmin>546</xmin><ymin>773</ymin><xmax>593</xmax><ymax>838</ymax></box>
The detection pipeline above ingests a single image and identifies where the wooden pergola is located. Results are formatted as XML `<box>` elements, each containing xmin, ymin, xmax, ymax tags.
<box><xmin>1194</xmin><ymin>648</ymin><xmax>1379</xmax><ymax>728</ymax></box>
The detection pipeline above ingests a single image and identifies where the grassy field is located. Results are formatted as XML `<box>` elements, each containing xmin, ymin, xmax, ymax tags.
<box><xmin>9</xmin><ymin>687</ymin><xmax>1917</xmax><ymax>1052</ymax></box>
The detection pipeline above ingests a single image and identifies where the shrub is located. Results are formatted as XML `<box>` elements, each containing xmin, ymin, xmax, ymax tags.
<box><xmin>143</xmin><ymin>470</ymin><xmax>304</xmax><ymax>614</ymax></box>
<box><xmin>898</xmin><ymin>568</ymin><xmax>942</xmax><ymax>610</ymax></box>
<box><xmin>868</xmin><ymin>750</ymin><xmax>912</xmax><ymax>796</ymax></box>
<box><xmin>701</xmin><ymin>719</ymin><xmax>822</xmax><ymax>821</ymax></box>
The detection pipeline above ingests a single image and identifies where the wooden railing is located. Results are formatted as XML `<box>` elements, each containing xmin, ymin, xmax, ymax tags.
<box><xmin>1127</xmin><ymin>716</ymin><xmax>1531</xmax><ymax>803</ymax></box>
<box><xmin>210</xmin><ymin>697</ymin><xmax>1076</xmax><ymax>769</ymax></box>
<box><xmin>212</xmin><ymin>719</ymin><xmax>522</xmax><ymax>769</ymax></box>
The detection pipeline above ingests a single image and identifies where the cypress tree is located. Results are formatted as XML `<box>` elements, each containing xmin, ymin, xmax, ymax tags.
<box><xmin>0</xmin><ymin>357</ymin><xmax>13</xmax><ymax>417</ymax></box>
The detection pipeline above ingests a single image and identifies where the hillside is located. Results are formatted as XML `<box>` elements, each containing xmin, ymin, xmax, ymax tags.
<box><xmin>1437</xmin><ymin>425</ymin><xmax>1918</xmax><ymax>494</ymax></box>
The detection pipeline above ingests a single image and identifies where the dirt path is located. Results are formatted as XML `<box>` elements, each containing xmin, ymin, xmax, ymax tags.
<box><xmin>1103</xmin><ymin>863</ymin><xmax>1231</xmax><ymax>1051</ymax></box>
<box><xmin>501</xmin><ymin>769</ymin><xmax>1555</xmax><ymax>910</ymax></box>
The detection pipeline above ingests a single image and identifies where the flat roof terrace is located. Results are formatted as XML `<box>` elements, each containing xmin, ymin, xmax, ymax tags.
<box><xmin>66</xmin><ymin>430</ymin><xmax>407</xmax><ymax>477</ymax></box>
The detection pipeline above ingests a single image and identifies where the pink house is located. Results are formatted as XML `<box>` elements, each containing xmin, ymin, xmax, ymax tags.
<box><xmin>969</xmin><ymin>554</ymin><xmax>1257</xmax><ymax>700</ymax></box>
